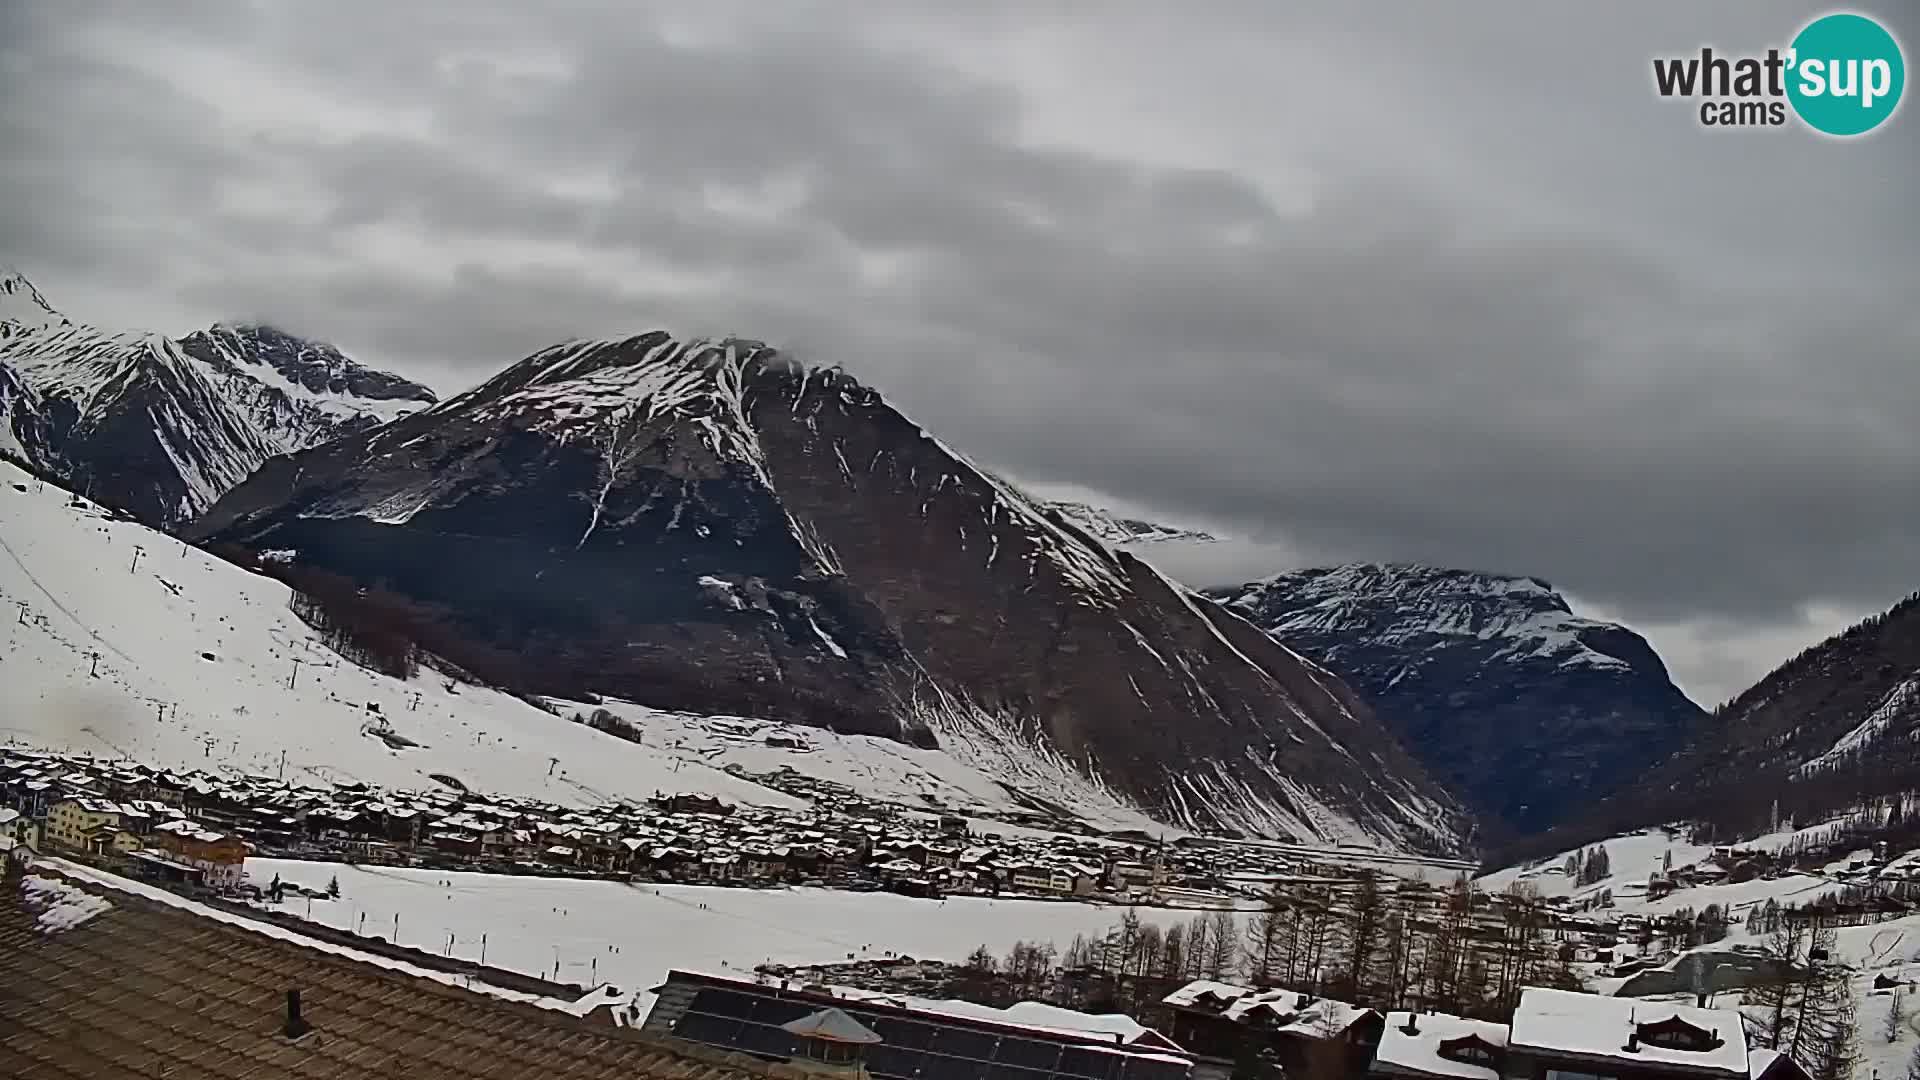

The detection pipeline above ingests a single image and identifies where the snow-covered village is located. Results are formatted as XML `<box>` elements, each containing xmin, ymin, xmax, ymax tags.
<box><xmin>9</xmin><ymin>735</ymin><xmax>1920</xmax><ymax>1080</ymax></box>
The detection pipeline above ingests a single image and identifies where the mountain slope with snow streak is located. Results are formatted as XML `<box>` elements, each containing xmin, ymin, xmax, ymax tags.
<box><xmin>190</xmin><ymin>333</ymin><xmax>1469</xmax><ymax>853</ymax></box>
<box><xmin>1041</xmin><ymin>501</ymin><xmax>1218</xmax><ymax>545</ymax></box>
<box><xmin>0</xmin><ymin>271</ymin><xmax>68</xmax><ymax>337</ymax></box>
<box><xmin>1618</xmin><ymin>590</ymin><xmax>1920</xmax><ymax>816</ymax></box>
<box><xmin>0</xmin><ymin>459</ymin><xmax>1079</xmax><ymax>817</ymax></box>
<box><xmin>178</xmin><ymin>323</ymin><xmax>437</xmax><ymax>451</ymax></box>
<box><xmin>0</xmin><ymin>272</ymin><xmax>434</xmax><ymax>527</ymax></box>
<box><xmin>1208</xmin><ymin>564</ymin><xmax>1707</xmax><ymax>837</ymax></box>
<box><xmin>0</xmin><ymin>319</ymin><xmax>282</xmax><ymax>525</ymax></box>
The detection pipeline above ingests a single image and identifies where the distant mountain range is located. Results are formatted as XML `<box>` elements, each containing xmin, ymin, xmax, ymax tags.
<box><xmin>0</xmin><ymin>271</ymin><xmax>434</xmax><ymax>526</ymax></box>
<box><xmin>1207</xmin><ymin>564</ymin><xmax>1708</xmax><ymax>838</ymax></box>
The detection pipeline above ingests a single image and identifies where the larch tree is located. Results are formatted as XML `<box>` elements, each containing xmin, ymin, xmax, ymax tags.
<box><xmin>1336</xmin><ymin>872</ymin><xmax>1387</xmax><ymax>1002</ymax></box>
<box><xmin>1203</xmin><ymin>908</ymin><xmax>1239</xmax><ymax>981</ymax></box>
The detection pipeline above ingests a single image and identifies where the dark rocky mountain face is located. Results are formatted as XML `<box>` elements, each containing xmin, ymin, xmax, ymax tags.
<box><xmin>189</xmin><ymin>333</ymin><xmax>1470</xmax><ymax>851</ymax></box>
<box><xmin>1206</xmin><ymin>564</ymin><xmax>1708</xmax><ymax>838</ymax></box>
<box><xmin>1632</xmin><ymin>594</ymin><xmax>1919</xmax><ymax>823</ymax></box>
<box><xmin>0</xmin><ymin>363</ymin><xmax>53</xmax><ymax>468</ymax></box>
<box><xmin>0</xmin><ymin>273</ymin><xmax>435</xmax><ymax>527</ymax></box>
<box><xmin>1488</xmin><ymin>590</ymin><xmax>1920</xmax><ymax>867</ymax></box>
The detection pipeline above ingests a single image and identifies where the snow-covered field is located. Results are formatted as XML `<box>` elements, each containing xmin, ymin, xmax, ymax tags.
<box><xmin>0</xmin><ymin>461</ymin><xmax>1149</xmax><ymax>825</ymax></box>
<box><xmin>251</xmin><ymin>857</ymin><xmax>1193</xmax><ymax>1014</ymax></box>
<box><xmin>1479</xmin><ymin>825</ymin><xmax>1854</xmax><ymax>915</ymax></box>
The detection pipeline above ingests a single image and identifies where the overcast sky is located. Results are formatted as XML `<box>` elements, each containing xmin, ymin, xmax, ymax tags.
<box><xmin>3</xmin><ymin>1</ymin><xmax>1915</xmax><ymax>706</ymax></box>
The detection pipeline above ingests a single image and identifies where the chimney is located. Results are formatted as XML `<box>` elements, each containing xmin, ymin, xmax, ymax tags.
<box><xmin>1622</xmin><ymin>1009</ymin><xmax>1639</xmax><ymax>1054</ymax></box>
<box><xmin>1401</xmin><ymin>1011</ymin><xmax>1420</xmax><ymax>1036</ymax></box>
<box><xmin>284</xmin><ymin>989</ymin><xmax>312</xmax><ymax>1039</ymax></box>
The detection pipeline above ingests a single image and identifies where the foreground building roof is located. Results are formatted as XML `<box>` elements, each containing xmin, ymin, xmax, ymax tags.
<box><xmin>0</xmin><ymin>860</ymin><xmax>775</xmax><ymax>1080</ymax></box>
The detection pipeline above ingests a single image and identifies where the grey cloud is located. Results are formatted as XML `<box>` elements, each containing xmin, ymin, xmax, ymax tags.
<box><xmin>1</xmin><ymin>0</ymin><xmax>1915</xmax><ymax>701</ymax></box>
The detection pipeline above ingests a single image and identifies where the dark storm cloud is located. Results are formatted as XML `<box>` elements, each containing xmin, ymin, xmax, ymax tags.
<box><xmin>1</xmin><ymin>0</ymin><xmax>1915</xmax><ymax>704</ymax></box>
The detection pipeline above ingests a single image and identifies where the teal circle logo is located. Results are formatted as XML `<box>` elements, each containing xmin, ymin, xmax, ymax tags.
<box><xmin>1787</xmin><ymin>12</ymin><xmax>1905</xmax><ymax>136</ymax></box>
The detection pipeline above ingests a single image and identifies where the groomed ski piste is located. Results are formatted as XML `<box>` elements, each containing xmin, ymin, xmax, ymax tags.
<box><xmin>0</xmin><ymin>458</ymin><xmax>1158</xmax><ymax>828</ymax></box>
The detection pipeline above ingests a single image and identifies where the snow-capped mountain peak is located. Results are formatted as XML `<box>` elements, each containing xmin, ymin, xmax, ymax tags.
<box><xmin>177</xmin><ymin>323</ymin><xmax>437</xmax><ymax>453</ymax></box>
<box><xmin>0</xmin><ymin>270</ymin><xmax>70</xmax><ymax>337</ymax></box>
<box><xmin>1206</xmin><ymin>562</ymin><xmax>1707</xmax><ymax>834</ymax></box>
<box><xmin>0</xmin><ymin>268</ymin><xmax>439</xmax><ymax>525</ymax></box>
<box><xmin>194</xmin><ymin>323</ymin><xmax>437</xmax><ymax>405</ymax></box>
<box><xmin>1221</xmin><ymin>562</ymin><xmax>1635</xmax><ymax>673</ymax></box>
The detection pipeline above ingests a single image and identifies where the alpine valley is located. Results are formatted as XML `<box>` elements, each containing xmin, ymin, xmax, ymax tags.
<box><xmin>1</xmin><ymin>271</ymin><xmax>1465</xmax><ymax>853</ymax></box>
<box><xmin>5</xmin><ymin>266</ymin><xmax>1915</xmax><ymax>864</ymax></box>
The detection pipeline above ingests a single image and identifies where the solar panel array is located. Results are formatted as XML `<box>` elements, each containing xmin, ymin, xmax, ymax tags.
<box><xmin>668</xmin><ymin>985</ymin><xmax>1191</xmax><ymax>1080</ymax></box>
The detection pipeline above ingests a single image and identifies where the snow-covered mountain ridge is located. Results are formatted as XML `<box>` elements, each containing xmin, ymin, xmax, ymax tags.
<box><xmin>1207</xmin><ymin>563</ymin><xmax>1708</xmax><ymax>836</ymax></box>
<box><xmin>1218</xmin><ymin>563</ymin><xmax>1641</xmax><ymax>673</ymax></box>
<box><xmin>187</xmin><ymin>331</ymin><xmax>1469</xmax><ymax>853</ymax></box>
<box><xmin>1041</xmin><ymin>501</ymin><xmax>1218</xmax><ymax>546</ymax></box>
<box><xmin>0</xmin><ymin>271</ymin><xmax>435</xmax><ymax>526</ymax></box>
<box><xmin>179</xmin><ymin>323</ymin><xmax>436</xmax><ymax>450</ymax></box>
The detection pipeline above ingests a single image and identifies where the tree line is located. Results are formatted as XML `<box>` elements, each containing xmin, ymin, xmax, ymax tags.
<box><xmin>960</xmin><ymin>875</ymin><xmax>1580</xmax><ymax>1024</ymax></box>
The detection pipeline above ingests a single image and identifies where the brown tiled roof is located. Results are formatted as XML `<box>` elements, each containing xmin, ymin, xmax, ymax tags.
<box><xmin>0</xmin><ymin>865</ymin><xmax>778</xmax><ymax>1080</ymax></box>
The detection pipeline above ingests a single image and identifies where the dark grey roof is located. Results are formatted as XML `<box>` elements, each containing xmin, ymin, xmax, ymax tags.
<box><xmin>782</xmin><ymin>1007</ymin><xmax>883</xmax><ymax>1044</ymax></box>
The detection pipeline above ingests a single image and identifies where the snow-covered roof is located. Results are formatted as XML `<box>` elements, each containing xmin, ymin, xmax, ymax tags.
<box><xmin>1373</xmin><ymin>1011</ymin><xmax>1508</xmax><ymax>1080</ymax></box>
<box><xmin>1161</xmin><ymin>979</ymin><xmax>1372</xmax><ymax>1036</ymax></box>
<box><xmin>38</xmin><ymin>857</ymin><xmax>588</xmax><ymax>1010</ymax></box>
<box><xmin>821</xmin><ymin>983</ymin><xmax>1186</xmax><ymax>1052</ymax></box>
<box><xmin>1162</xmin><ymin>978</ymin><xmax>1249</xmax><ymax>1007</ymax></box>
<box><xmin>1508</xmin><ymin>988</ymin><xmax>1747</xmax><ymax>1077</ymax></box>
<box><xmin>19</xmin><ymin>874</ymin><xmax>114</xmax><ymax>934</ymax></box>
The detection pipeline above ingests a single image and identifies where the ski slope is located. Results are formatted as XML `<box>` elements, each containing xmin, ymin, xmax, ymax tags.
<box><xmin>250</xmin><ymin>857</ymin><xmax>1198</xmax><ymax>1016</ymax></box>
<box><xmin>0</xmin><ymin>461</ymin><xmax>1098</xmax><ymax>818</ymax></box>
